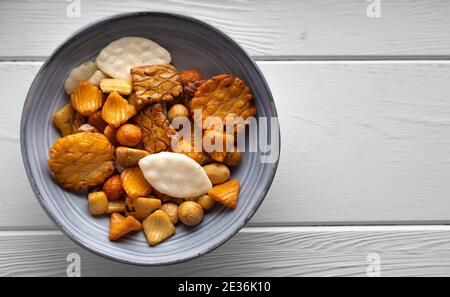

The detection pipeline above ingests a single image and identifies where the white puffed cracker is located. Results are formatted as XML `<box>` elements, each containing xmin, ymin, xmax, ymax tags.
<box><xmin>88</xmin><ymin>70</ymin><xmax>109</xmax><ymax>87</ymax></box>
<box><xmin>139</xmin><ymin>152</ymin><xmax>212</xmax><ymax>199</ymax></box>
<box><xmin>64</xmin><ymin>61</ymin><xmax>98</xmax><ymax>94</ymax></box>
<box><xmin>95</xmin><ymin>37</ymin><xmax>171</xmax><ymax>81</ymax></box>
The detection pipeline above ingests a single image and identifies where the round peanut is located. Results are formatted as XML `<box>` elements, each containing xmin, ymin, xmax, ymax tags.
<box><xmin>178</xmin><ymin>201</ymin><xmax>203</xmax><ymax>226</ymax></box>
<box><xmin>159</xmin><ymin>203</ymin><xmax>178</xmax><ymax>225</ymax></box>
<box><xmin>203</xmin><ymin>163</ymin><xmax>230</xmax><ymax>185</ymax></box>
<box><xmin>197</xmin><ymin>194</ymin><xmax>216</xmax><ymax>211</ymax></box>
<box><xmin>103</xmin><ymin>175</ymin><xmax>124</xmax><ymax>201</ymax></box>
<box><xmin>116</xmin><ymin>124</ymin><xmax>142</xmax><ymax>147</ymax></box>
<box><xmin>167</xmin><ymin>104</ymin><xmax>189</xmax><ymax>121</ymax></box>
<box><xmin>179</xmin><ymin>69</ymin><xmax>203</xmax><ymax>86</ymax></box>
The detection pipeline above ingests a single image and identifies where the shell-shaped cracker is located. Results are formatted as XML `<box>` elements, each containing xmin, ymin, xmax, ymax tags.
<box><xmin>109</xmin><ymin>213</ymin><xmax>142</xmax><ymax>241</ymax></box>
<box><xmin>138</xmin><ymin>152</ymin><xmax>212</xmax><ymax>199</ymax></box>
<box><xmin>101</xmin><ymin>92</ymin><xmax>136</xmax><ymax>128</ymax></box>
<box><xmin>142</xmin><ymin>210</ymin><xmax>176</xmax><ymax>246</ymax></box>
<box><xmin>125</xmin><ymin>197</ymin><xmax>161</xmax><ymax>221</ymax></box>
<box><xmin>208</xmin><ymin>179</ymin><xmax>240</xmax><ymax>209</ymax></box>
<box><xmin>131</xmin><ymin>64</ymin><xmax>182</xmax><ymax>105</ymax></box>
<box><xmin>64</xmin><ymin>62</ymin><xmax>98</xmax><ymax>94</ymax></box>
<box><xmin>191</xmin><ymin>74</ymin><xmax>256</xmax><ymax>126</ymax></box>
<box><xmin>95</xmin><ymin>37</ymin><xmax>171</xmax><ymax>81</ymax></box>
<box><xmin>71</xmin><ymin>81</ymin><xmax>104</xmax><ymax>116</ymax></box>
<box><xmin>120</xmin><ymin>167</ymin><xmax>152</xmax><ymax>199</ymax></box>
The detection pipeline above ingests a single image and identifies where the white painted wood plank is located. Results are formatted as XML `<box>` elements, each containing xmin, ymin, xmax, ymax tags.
<box><xmin>260</xmin><ymin>60</ymin><xmax>450</xmax><ymax>224</ymax></box>
<box><xmin>2</xmin><ymin>227</ymin><xmax>450</xmax><ymax>276</ymax></box>
<box><xmin>4</xmin><ymin>61</ymin><xmax>450</xmax><ymax>228</ymax></box>
<box><xmin>1</xmin><ymin>0</ymin><xmax>450</xmax><ymax>57</ymax></box>
<box><xmin>0</xmin><ymin>63</ymin><xmax>52</xmax><ymax>228</ymax></box>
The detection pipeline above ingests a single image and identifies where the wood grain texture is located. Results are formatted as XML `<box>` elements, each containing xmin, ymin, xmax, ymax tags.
<box><xmin>260</xmin><ymin>61</ymin><xmax>450</xmax><ymax>224</ymax></box>
<box><xmin>0</xmin><ymin>63</ymin><xmax>52</xmax><ymax>228</ymax></box>
<box><xmin>2</xmin><ymin>227</ymin><xmax>450</xmax><ymax>276</ymax></box>
<box><xmin>4</xmin><ymin>61</ymin><xmax>450</xmax><ymax>227</ymax></box>
<box><xmin>1</xmin><ymin>0</ymin><xmax>450</xmax><ymax>57</ymax></box>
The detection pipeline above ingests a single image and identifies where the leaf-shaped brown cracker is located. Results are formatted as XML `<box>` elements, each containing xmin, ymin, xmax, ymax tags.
<box><xmin>131</xmin><ymin>64</ymin><xmax>182</xmax><ymax>105</ymax></box>
<box><xmin>135</xmin><ymin>103</ymin><xmax>177</xmax><ymax>153</ymax></box>
<box><xmin>191</xmin><ymin>74</ymin><xmax>256</xmax><ymax>127</ymax></box>
<box><xmin>48</xmin><ymin>132</ymin><xmax>115</xmax><ymax>190</ymax></box>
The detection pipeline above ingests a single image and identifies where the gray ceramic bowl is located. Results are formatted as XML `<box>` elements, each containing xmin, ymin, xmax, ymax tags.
<box><xmin>21</xmin><ymin>12</ymin><xmax>280</xmax><ymax>265</ymax></box>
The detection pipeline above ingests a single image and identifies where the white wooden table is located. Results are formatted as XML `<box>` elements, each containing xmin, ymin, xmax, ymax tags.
<box><xmin>2</xmin><ymin>0</ymin><xmax>450</xmax><ymax>277</ymax></box>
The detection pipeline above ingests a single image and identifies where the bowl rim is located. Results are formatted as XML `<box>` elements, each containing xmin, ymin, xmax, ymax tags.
<box><xmin>20</xmin><ymin>11</ymin><xmax>281</xmax><ymax>266</ymax></box>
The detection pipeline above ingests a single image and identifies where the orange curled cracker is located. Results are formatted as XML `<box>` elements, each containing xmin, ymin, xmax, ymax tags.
<box><xmin>48</xmin><ymin>132</ymin><xmax>115</xmax><ymax>190</ymax></box>
<box><xmin>131</xmin><ymin>64</ymin><xmax>182</xmax><ymax>105</ymax></box>
<box><xmin>135</xmin><ymin>103</ymin><xmax>177</xmax><ymax>153</ymax></box>
<box><xmin>120</xmin><ymin>167</ymin><xmax>152</xmax><ymax>199</ymax></box>
<box><xmin>71</xmin><ymin>81</ymin><xmax>104</xmax><ymax>116</ymax></box>
<box><xmin>208</xmin><ymin>179</ymin><xmax>240</xmax><ymax>208</ymax></box>
<box><xmin>101</xmin><ymin>92</ymin><xmax>136</xmax><ymax>128</ymax></box>
<box><xmin>109</xmin><ymin>213</ymin><xmax>142</xmax><ymax>241</ymax></box>
<box><xmin>191</xmin><ymin>74</ymin><xmax>256</xmax><ymax>126</ymax></box>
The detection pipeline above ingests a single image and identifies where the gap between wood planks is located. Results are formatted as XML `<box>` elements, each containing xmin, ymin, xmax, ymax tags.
<box><xmin>3</xmin><ymin>225</ymin><xmax>450</xmax><ymax>234</ymax></box>
<box><xmin>1</xmin><ymin>56</ymin><xmax>450</xmax><ymax>62</ymax></box>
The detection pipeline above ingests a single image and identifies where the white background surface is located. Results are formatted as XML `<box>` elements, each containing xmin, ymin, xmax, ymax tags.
<box><xmin>1</xmin><ymin>0</ymin><xmax>450</xmax><ymax>276</ymax></box>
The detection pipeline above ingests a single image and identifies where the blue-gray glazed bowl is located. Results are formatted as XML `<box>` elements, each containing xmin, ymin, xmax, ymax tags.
<box><xmin>21</xmin><ymin>12</ymin><xmax>280</xmax><ymax>265</ymax></box>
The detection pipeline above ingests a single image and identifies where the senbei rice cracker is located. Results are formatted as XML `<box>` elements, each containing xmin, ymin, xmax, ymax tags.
<box><xmin>95</xmin><ymin>37</ymin><xmax>171</xmax><ymax>81</ymax></box>
<box><xmin>64</xmin><ymin>61</ymin><xmax>98</xmax><ymax>94</ymax></box>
